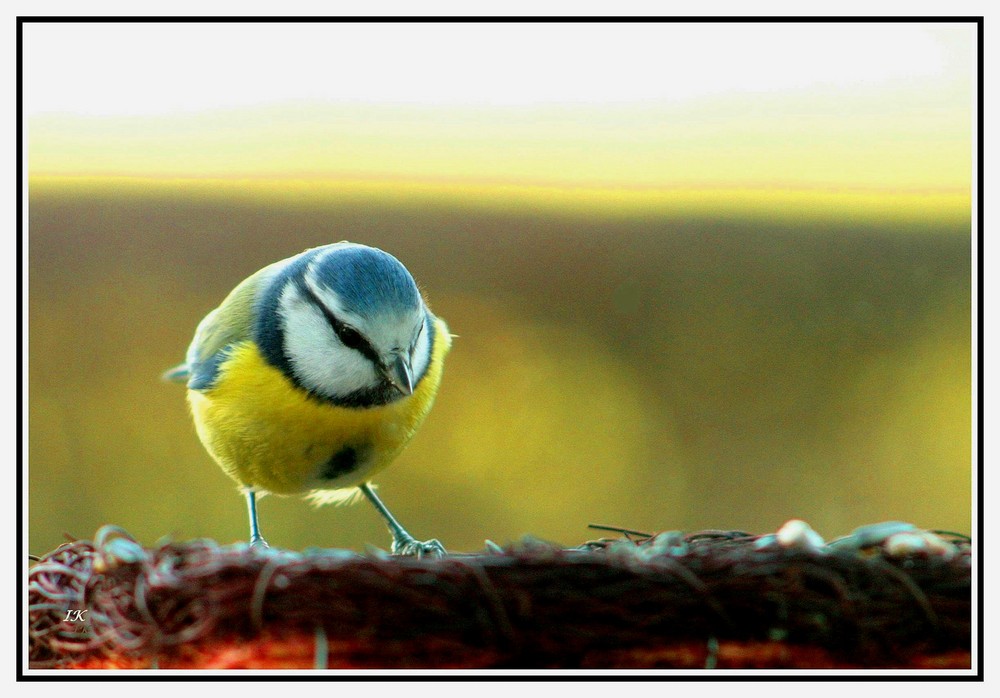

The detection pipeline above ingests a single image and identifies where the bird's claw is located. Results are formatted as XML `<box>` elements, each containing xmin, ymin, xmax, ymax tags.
<box><xmin>249</xmin><ymin>535</ymin><xmax>270</xmax><ymax>550</ymax></box>
<box><xmin>391</xmin><ymin>536</ymin><xmax>446</xmax><ymax>558</ymax></box>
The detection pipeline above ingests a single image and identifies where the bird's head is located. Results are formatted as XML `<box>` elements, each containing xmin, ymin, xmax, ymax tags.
<box><xmin>273</xmin><ymin>243</ymin><xmax>433</xmax><ymax>407</ymax></box>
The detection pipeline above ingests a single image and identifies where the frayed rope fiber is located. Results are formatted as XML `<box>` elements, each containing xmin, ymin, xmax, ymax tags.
<box><xmin>29</xmin><ymin>524</ymin><xmax>971</xmax><ymax>669</ymax></box>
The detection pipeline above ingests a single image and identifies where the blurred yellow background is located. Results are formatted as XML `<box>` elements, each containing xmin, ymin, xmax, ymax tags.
<box><xmin>26</xmin><ymin>22</ymin><xmax>973</xmax><ymax>554</ymax></box>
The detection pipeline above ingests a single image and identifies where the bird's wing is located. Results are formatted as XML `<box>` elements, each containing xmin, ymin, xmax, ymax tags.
<box><xmin>173</xmin><ymin>259</ymin><xmax>287</xmax><ymax>391</ymax></box>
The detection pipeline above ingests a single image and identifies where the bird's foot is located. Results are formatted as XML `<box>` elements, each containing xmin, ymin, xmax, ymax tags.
<box><xmin>391</xmin><ymin>535</ymin><xmax>446</xmax><ymax>558</ymax></box>
<box><xmin>249</xmin><ymin>534</ymin><xmax>270</xmax><ymax>550</ymax></box>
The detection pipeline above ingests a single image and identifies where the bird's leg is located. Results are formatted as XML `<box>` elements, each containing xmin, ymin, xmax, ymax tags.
<box><xmin>359</xmin><ymin>482</ymin><xmax>445</xmax><ymax>557</ymax></box>
<box><xmin>245</xmin><ymin>489</ymin><xmax>269</xmax><ymax>549</ymax></box>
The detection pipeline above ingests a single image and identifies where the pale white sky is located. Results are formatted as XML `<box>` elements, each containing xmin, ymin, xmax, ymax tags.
<box><xmin>23</xmin><ymin>22</ymin><xmax>973</xmax><ymax>116</ymax></box>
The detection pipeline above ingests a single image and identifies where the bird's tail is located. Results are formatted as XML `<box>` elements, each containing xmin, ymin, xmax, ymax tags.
<box><xmin>161</xmin><ymin>363</ymin><xmax>190</xmax><ymax>384</ymax></box>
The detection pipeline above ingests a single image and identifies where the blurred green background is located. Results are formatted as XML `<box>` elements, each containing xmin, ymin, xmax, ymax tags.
<box><xmin>26</xmin><ymin>23</ymin><xmax>973</xmax><ymax>555</ymax></box>
<box><xmin>27</xmin><ymin>178</ymin><xmax>971</xmax><ymax>554</ymax></box>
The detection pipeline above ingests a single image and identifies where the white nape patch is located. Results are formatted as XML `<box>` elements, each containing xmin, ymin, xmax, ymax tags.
<box><xmin>279</xmin><ymin>283</ymin><xmax>378</xmax><ymax>399</ymax></box>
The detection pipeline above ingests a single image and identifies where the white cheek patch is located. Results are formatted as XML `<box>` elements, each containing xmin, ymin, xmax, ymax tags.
<box><xmin>278</xmin><ymin>285</ymin><xmax>377</xmax><ymax>399</ymax></box>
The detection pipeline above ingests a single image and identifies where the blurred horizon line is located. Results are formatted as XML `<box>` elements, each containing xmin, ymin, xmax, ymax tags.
<box><xmin>28</xmin><ymin>175</ymin><xmax>972</xmax><ymax>225</ymax></box>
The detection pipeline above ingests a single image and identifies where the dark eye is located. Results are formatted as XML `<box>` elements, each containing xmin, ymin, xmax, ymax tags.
<box><xmin>334</xmin><ymin>322</ymin><xmax>366</xmax><ymax>352</ymax></box>
<box><xmin>297</xmin><ymin>278</ymin><xmax>380</xmax><ymax>362</ymax></box>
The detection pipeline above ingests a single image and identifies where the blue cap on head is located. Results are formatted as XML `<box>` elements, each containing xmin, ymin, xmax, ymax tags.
<box><xmin>312</xmin><ymin>245</ymin><xmax>421</xmax><ymax>319</ymax></box>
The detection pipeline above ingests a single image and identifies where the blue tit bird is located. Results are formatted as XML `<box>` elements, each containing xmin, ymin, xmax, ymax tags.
<box><xmin>164</xmin><ymin>242</ymin><xmax>452</xmax><ymax>556</ymax></box>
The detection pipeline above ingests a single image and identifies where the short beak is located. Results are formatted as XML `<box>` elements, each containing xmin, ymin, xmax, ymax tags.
<box><xmin>382</xmin><ymin>352</ymin><xmax>414</xmax><ymax>396</ymax></box>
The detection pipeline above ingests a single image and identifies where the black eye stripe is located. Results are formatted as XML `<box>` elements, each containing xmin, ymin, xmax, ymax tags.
<box><xmin>297</xmin><ymin>279</ymin><xmax>381</xmax><ymax>366</ymax></box>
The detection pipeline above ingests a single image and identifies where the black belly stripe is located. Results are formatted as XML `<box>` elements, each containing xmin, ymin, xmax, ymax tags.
<box><xmin>321</xmin><ymin>446</ymin><xmax>360</xmax><ymax>480</ymax></box>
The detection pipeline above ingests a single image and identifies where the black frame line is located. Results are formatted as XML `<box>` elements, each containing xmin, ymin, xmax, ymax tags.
<box><xmin>15</xmin><ymin>14</ymin><xmax>984</xmax><ymax>682</ymax></box>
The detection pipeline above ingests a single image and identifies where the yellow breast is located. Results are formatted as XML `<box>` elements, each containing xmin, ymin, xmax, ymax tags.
<box><xmin>188</xmin><ymin>317</ymin><xmax>450</xmax><ymax>496</ymax></box>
